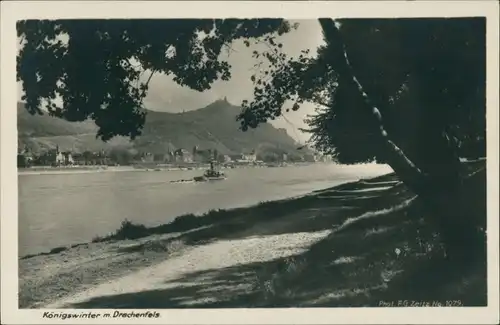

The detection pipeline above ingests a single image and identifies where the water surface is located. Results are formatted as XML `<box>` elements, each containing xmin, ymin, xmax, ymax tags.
<box><xmin>18</xmin><ymin>163</ymin><xmax>392</xmax><ymax>256</ymax></box>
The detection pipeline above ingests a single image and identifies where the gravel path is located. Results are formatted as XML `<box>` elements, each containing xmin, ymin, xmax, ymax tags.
<box><xmin>45</xmin><ymin>230</ymin><xmax>331</xmax><ymax>308</ymax></box>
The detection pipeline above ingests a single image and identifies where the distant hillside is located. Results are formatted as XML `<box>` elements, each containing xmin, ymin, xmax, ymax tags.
<box><xmin>134</xmin><ymin>99</ymin><xmax>300</xmax><ymax>155</ymax></box>
<box><xmin>17</xmin><ymin>99</ymin><xmax>304</xmax><ymax>156</ymax></box>
<box><xmin>17</xmin><ymin>102</ymin><xmax>131</xmax><ymax>153</ymax></box>
<box><xmin>17</xmin><ymin>102</ymin><xmax>97</xmax><ymax>138</ymax></box>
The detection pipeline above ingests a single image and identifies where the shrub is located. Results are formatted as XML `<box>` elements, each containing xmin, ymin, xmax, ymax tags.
<box><xmin>169</xmin><ymin>214</ymin><xmax>200</xmax><ymax>230</ymax></box>
<box><xmin>91</xmin><ymin>235</ymin><xmax>106</xmax><ymax>243</ymax></box>
<box><xmin>113</xmin><ymin>219</ymin><xmax>149</xmax><ymax>240</ymax></box>
<box><xmin>49</xmin><ymin>246</ymin><xmax>67</xmax><ymax>254</ymax></box>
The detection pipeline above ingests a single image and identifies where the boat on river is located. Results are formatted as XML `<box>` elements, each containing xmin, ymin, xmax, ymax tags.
<box><xmin>193</xmin><ymin>161</ymin><xmax>227</xmax><ymax>182</ymax></box>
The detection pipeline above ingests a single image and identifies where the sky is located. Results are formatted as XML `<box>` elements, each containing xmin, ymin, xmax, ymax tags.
<box><xmin>17</xmin><ymin>19</ymin><xmax>325</xmax><ymax>143</ymax></box>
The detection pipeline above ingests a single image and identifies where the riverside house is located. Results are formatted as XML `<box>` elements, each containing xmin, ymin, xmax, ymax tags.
<box><xmin>171</xmin><ymin>149</ymin><xmax>193</xmax><ymax>163</ymax></box>
<box><xmin>37</xmin><ymin>146</ymin><xmax>74</xmax><ymax>166</ymax></box>
<box><xmin>192</xmin><ymin>148</ymin><xmax>216</xmax><ymax>163</ymax></box>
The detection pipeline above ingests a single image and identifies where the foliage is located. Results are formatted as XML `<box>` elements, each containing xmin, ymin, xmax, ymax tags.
<box><xmin>236</xmin><ymin>18</ymin><xmax>487</xmax><ymax>259</ymax></box>
<box><xmin>17</xmin><ymin>154</ymin><xmax>32</xmax><ymax>168</ymax></box>
<box><xmin>18</xmin><ymin>18</ymin><xmax>486</xmax><ymax>168</ymax></box>
<box><xmin>108</xmin><ymin>147</ymin><xmax>135</xmax><ymax>165</ymax></box>
<box><xmin>17</xmin><ymin>19</ymin><xmax>295</xmax><ymax>141</ymax></box>
<box><xmin>239</xmin><ymin>18</ymin><xmax>486</xmax><ymax>166</ymax></box>
<box><xmin>113</xmin><ymin>219</ymin><xmax>149</xmax><ymax>240</ymax></box>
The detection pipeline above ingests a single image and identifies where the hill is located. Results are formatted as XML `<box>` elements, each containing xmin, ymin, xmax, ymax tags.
<box><xmin>17</xmin><ymin>99</ymin><xmax>304</xmax><ymax>156</ymax></box>
<box><xmin>17</xmin><ymin>102</ymin><xmax>132</xmax><ymax>153</ymax></box>
<box><xmin>17</xmin><ymin>102</ymin><xmax>98</xmax><ymax>138</ymax></box>
<box><xmin>134</xmin><ymin>99</ymin><xmax>301</xmax><ymax>155</ymax></box>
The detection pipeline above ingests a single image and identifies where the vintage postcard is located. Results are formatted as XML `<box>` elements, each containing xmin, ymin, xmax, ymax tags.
<box><xmin>1</xmin><ymin>1</ymin><xmax>499</xmax><ymax>324</ymax></box>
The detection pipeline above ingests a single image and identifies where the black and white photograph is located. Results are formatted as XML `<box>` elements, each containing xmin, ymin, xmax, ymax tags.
<box><xmin>1</xmin><ymin>1</ymin><xmax>499</xmax><ymax>324</ymax></box>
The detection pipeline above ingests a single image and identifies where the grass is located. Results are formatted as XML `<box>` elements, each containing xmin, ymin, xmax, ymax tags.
<box><xmin>20</xmin><ymin>246</ymin><xmax>69</xmax><ymax>260</ymax></box>
<box><xmin>90</xmin><ymin>196</ymin><xmax>324</xmax><ymax>244</ymax></box>
<box><xmin>22</xmin><ymin>189</ymin><xmax>325</xmax><ymax>259</ymax></box>
<box><xmin>246</xmin><ymin>220</ymin><xmax>450</xmax><ymax>307</ymax></box>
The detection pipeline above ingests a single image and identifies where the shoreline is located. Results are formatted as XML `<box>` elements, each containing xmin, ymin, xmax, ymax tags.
<box><xmin>17</xmin><ymin>163</ymin><xmax>302</xmax><ymax>176</ymax></box>
<box><xmin>18</xmin><ymin>163</ymin><xmax>394</xmax><ymax>258</ymax></box>
<box><xmin>17</xmin><ymin>162</ymin><xmax>385</xmax><ymax>176</ymax></box>
<box><xmin>19</xmin><ymin>167</ymin><xmax>392</xmax><ymax>260</ymax></box>
<box><xmin>18</xmin><ymin>162</ymin><xmax>487</xmax><ymax>308</ymax></box>
<box><xmin>17</xmin><ymin>175</ymin><xmax>369</xmax><ymax>260</ymax></box>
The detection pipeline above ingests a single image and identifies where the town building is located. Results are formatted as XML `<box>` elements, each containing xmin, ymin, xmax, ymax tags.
<box><xmin>173</xmin><ymin>148</ymin><xmax>193</xmax><ymax>163</ymax></box>
<box><xmin>242</xmin><ymin>150</ymin><xmax>257</xmax><ymax>162</ymax></box>
<box><xmin>221</xmin><ymin>155</ymin><xmax>232</xmax><ymax>163</ymax></box>
<box><xmin>192</xmin><ymin>148</ymin><xmax>215</xmax><ymax>163</ymax></box>
<box><xmin>72</xmin><ymin>153</ymin><xmax>87</xmax><ymax>165</ymax></box>
<box><xmin>140</xmin><ymin>152</ymin><xmax>154</xmax><ymax>163</ymax></box>
<box><xmin>40</xmin><ymin>146</ymin><xmax>74</xmax><ymax>166</ymax></box>
<box><xmin>153</xmin><ymin>153</ymin><xmax>168</xmax><ymax>162</ymax></box>
<box><xmin>230</xmin><ymin>150</ymin><xmax>257</xmax><ymax>164</ymax></box>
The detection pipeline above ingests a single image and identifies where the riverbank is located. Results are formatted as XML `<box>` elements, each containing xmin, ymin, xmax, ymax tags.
<box><xmin>19</xmin><ymin>166</ymin><xmax>487</xmax><ymax>308</ymax></box>
<box><xmin>18</xmin><ymin>165</ymin><xmax>115</xmax><ymax>175</ymax></box>
<box><xmin>17</xmin><ymin>161</ymin><xmax>334</xmax><ymax>176</ymax></box>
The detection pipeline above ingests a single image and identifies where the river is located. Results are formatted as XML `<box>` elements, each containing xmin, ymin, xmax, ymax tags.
<box><xmin>18</xmin><ymin>163</ymin><xmax>392</xmax><ymax>256</ymax></box>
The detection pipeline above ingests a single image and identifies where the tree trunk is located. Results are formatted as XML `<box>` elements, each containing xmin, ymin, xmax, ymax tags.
<box><xmin>319</xmin><ymin>19</ymin><xmax>486</xmax><ymax>262</ymax></box>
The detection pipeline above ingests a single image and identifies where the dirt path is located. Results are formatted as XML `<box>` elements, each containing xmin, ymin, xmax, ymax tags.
<box><xmin>45</xmin><ymin>230</ymin><xmax>332</xmax><ymax>308</ymax></box>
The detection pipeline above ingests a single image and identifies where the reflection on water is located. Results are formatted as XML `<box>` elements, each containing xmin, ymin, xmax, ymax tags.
<box><xmin>18</xmin><ymin>164</ymin><xmax>392</xmax><ymax>256</ymax></box>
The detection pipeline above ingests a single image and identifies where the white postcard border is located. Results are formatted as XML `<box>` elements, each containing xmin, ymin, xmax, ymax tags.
<box><xmin>1</xmin><ymin>1</ymin><xmax>499</xmax><ymax>324</ymax></box>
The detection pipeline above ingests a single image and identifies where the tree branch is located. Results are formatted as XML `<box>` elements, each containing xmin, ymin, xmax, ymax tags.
<box><xmin>141</xmin><ymin>69</ymin><xmax>156</xmax><ymax>99</ymax></box>
<box><xmin>310</xmin><ymin>94</ymin><xmax>331</xmax><ymax>107</ymax></box>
